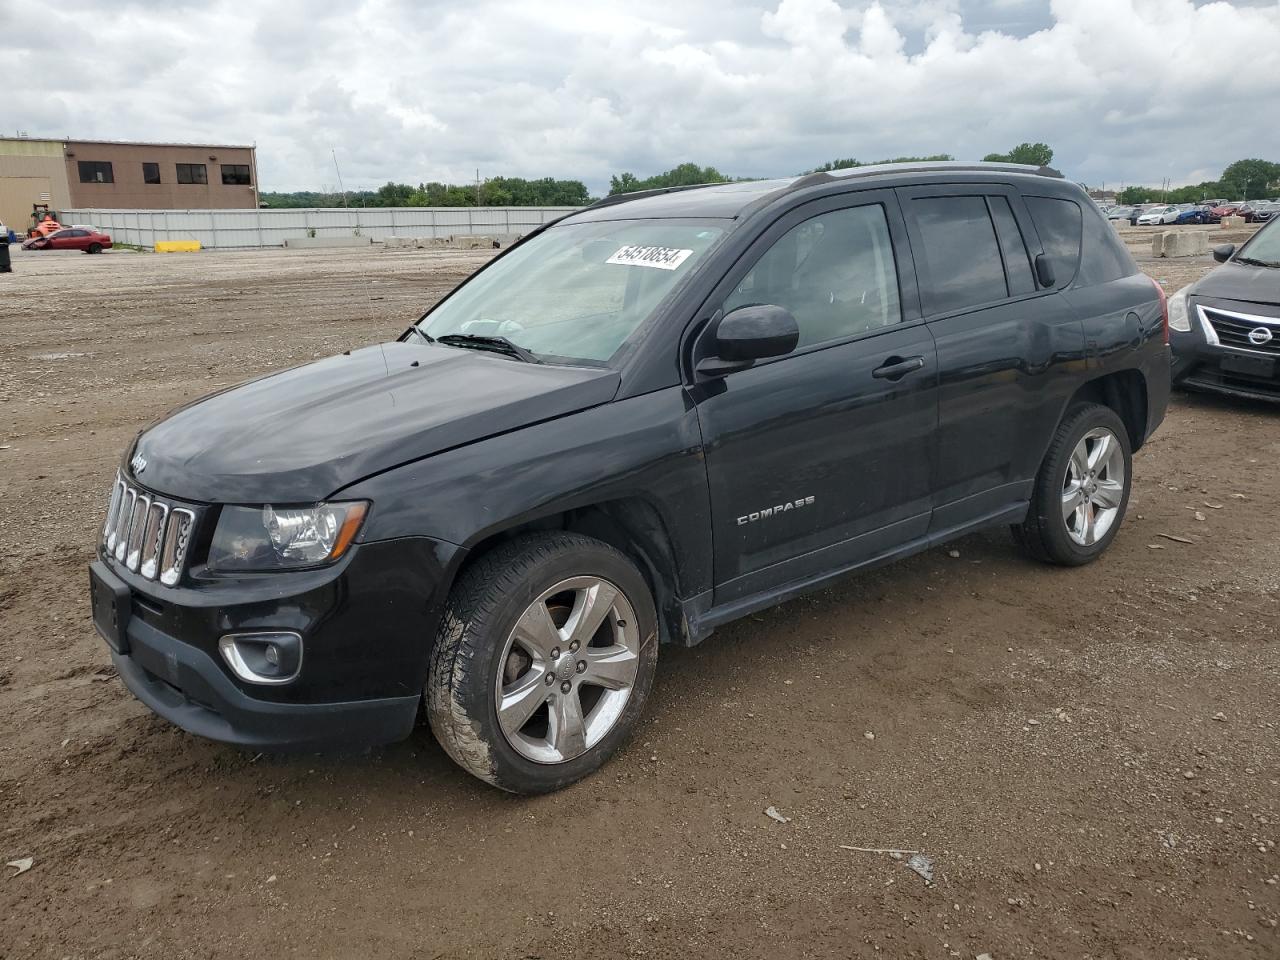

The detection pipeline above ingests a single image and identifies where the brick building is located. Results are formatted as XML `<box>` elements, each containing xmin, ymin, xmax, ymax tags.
<box><xmin>1</xmin><ymin>136</ymin><xmax>259</xmax><ymax>231</ymax></box>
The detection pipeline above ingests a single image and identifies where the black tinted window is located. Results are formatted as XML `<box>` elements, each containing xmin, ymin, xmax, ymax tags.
<box><xmin>1025</xmin><ymin>196</ymin><xmax>1082</xmax><ymax>286</ymax></box>
<box><xmin>725</xmin><ymin>204</ymin><xmax>902</xmax><ymax>348</ymax></box>
<box><xmin>142</xmin><ymin>162</ymin><xmax>161</xmax><ymax>184</ymax></box>
<box><xmin>988</xmin><ymin>197</ymin><xmax>1035</xmax><ymax>295</ymax></box>
<box><xmin>221</xmin><ymin>164</ymin><xmax>252</xmax><ymax>186</ymax></box>
<box><xmin>77</xmin><ymin>161</ymin><xmax>113</xmax><ymax>184</ymax></box>
<box><xmin>1076</xmin><ymin>204</ymin><xmax>1137</xmax><ymax>286</ymax></box>
<box><xmin>911</xmin><ymin>196</ymin><xmax>1007</xmax><ymax>314</ymax></box>
<box><xmin>176</xmin><ymin>163</ymin><xmax>207</xmax><ymax>185</ymax></box>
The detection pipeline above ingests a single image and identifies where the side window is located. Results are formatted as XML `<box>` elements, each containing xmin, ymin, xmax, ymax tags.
<box><xmin>1076</xmin><ymin>204</ymin><xmax>1137</xmax><ymax>286</ymax></box>
<box><xmin>1024</xmin><ymin>196</ymin><xmax>1082</xmax><ymax>286</ymax></box>
<box><xmin>988</xmin><ymin>196</ymin><xmax>1035</xmax><ymax>295</ymax></box>
<box><xmin>724</xmin><ymin>205</ymin><xmax>902</xmax><ymax>348</ymax></box>
<box><xmin>911</xmin><ymin>196</ymin><xmax>1007</xmax><ymax>314</ymax></box>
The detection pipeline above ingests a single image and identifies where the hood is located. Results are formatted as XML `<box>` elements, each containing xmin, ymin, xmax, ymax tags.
<box><xmin>1192</xmin><ymin>260</ymin><xmax>1280</xmax><ymax>308</ymax></box>
<box><xmin>131</xmin><ymin>341</ymin><xmax>619</xmax><ymax>503</ymax></box>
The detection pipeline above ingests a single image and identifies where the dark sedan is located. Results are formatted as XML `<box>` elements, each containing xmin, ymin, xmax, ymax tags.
<box><xmin>1169</xmin><ymin>218</ymin><xmax>1280</xmax><ymax>401</ymax></box>
<box><xmin>1242</xmin><ymin>202</ymin><xmax>1278</xmax><ymax>223</ymax></box>
<box><xmin>22</xmin><ymin>227</ymin><xmax>113</xmax><ymax>253</ymax></box>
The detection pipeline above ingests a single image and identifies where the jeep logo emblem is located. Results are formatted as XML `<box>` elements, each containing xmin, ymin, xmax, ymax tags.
<box><xmin>130</xmin><ymin>451</ymin><xmax>147</xmax><ymax>474</ymax></box>
<box><xmin>1248</xmin><ymin>326</ymin><xmax>1274</xmax><ymax>346</ymax></box>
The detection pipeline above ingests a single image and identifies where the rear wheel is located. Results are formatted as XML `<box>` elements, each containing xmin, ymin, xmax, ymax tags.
<box><xmin>427</xmin><ymin>533</ymin><xmax>659</xmax><ymax>793</ymax></box>
<box><xmin>1013</xmin><ymin>403</ymin><xmax>1132</xmax><ymax>566</ymax></box>
<box><xmin>87</xmin><ymin>243</ymin><xmax>102</xmax><ymax>254</ymax></box>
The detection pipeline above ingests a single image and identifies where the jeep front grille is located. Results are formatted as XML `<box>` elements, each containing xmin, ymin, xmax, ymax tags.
<box><xmin>101</xmin><ymin>472</ymin><xmax>195</xmax><ymax>585</ymax></box>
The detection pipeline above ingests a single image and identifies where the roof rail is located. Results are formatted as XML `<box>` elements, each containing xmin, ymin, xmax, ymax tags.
<box><xmin>791</xmin><ymin>160</ymin><xmax>1064</xmax><ymax>191</ymax></box>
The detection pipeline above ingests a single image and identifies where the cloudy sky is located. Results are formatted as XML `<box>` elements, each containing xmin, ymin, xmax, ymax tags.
<box><xmin>4</xmin><ymin>0</ymin><xmax>1279</xmax><ymax>194</ymax></box>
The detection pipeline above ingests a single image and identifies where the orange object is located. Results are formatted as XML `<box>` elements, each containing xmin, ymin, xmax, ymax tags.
<box><xmin>28</xmin><ymin>205</ymin><xmax>63</xmax><ymax>238</ymax></box>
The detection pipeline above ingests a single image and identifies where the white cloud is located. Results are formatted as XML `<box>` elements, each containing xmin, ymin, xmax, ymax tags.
<box><xmin>2</xmin><ymin>0</ymin><xmax>1278</xmax><ymax>193</ymax></box>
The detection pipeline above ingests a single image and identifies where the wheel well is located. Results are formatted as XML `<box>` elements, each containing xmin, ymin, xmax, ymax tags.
<box><xmin>1067</xmin><ymin>370</ymin><xmax>1149</xmax><ymax>451</ymax></box>
<box><xmin>458</xmin><ymin>500</ymin><xmax>686</xmax><ymax>646</ymax></box>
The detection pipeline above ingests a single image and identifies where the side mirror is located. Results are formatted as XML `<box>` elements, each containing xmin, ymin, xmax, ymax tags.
<box><xmin>1212</xmin><ymin>243</ymin><xmax>1235</xmax><ymax>263</ymax></box>
<box><xmin>1034</xmin><ymin>253</ymin><xmax>1056</xmax><ymax>288</ymax></box>
<box><xmin>697</xmin><ymin>304</ymin><xmax>799</xmax><ymax>376</ymax></box>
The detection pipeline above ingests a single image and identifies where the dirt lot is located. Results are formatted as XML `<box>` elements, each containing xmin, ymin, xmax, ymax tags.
<box><xmin>1</xmin><ymin>233</ymin><xmax>1277</xmax><ymax>959</ymax></box>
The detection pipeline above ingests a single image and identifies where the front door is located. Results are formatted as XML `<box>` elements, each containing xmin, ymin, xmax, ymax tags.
<box><xmin>690</xmin><ymin>191</ymin><xmax>939</xmax><ymax>605</ymax></box>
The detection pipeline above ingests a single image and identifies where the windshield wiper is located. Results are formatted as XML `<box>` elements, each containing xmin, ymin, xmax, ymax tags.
<box><xmin>1233</xmin><ymin>256</ymin><xmax>1280</xmax><ymax>268</ymax></box>
<box><xmin>404</xmin><ymin>325</ymin><xmax>434</xmax><ymax>343</ymax></box>
<box><xmin>436</xmin><ymin>333</ymin><xmax>541</xmax><ymax>363</ymax></box>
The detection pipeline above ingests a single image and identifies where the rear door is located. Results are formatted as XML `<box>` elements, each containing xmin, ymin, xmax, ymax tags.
<box><xmin>52</xmin><ymin>229</ymin><xmax>88</xmax><ymax>250</ymax></box>
<box><xmin>690</xmin><ymin>191</ymin><xmax>939</xmax><ymax>604</ymax></box>
<box><xmin>897</xmin><ymin>184</ymin><xmax>1086</xmax><ymax>531</ymax></box>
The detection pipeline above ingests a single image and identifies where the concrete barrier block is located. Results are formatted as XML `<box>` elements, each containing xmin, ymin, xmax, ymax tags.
<box><xmin>1155</xmin><ymin>230</ymin><xmax>1212</xmax><ymax>258</ymax></box>
<box><xmin>1222</xmin><ymin>216</ymin><xmax>1245</xmax><ymax>228</ymax></box>
<box><xmin>155</xmin><ymin>240</ymin><xmax>201</xmax><ymax>253</ymax></box>
<box><xmin>283</xmin><ymin>236</ymin><xmax>373</xmax><ymax>249</ymax></box>
<box><xmin>448</xmin><ymin>234</ymin><xmax>501</xmax><ymax>249</ymax></box>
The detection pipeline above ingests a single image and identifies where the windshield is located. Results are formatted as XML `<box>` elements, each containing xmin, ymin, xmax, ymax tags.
<box><xmin>419</xmin><ymin>219</ymin><xmax>727</xmax><ymax>364</ymax></box>
<box><xmin>1236</xmin><ymin>219</ymin><xmax>1280</xmax><ymax>265</ymax></box>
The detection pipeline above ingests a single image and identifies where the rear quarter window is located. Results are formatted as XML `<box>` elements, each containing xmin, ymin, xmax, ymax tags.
<box><xmin>1024</xmin><ymin>196</ymin><xmax>1082</xmax><ymax>285</ymax></box>
<box><xmin>1076</xmin><ymin>203</ymin><xmax>1139</xmax><ymax>286</ymax></box>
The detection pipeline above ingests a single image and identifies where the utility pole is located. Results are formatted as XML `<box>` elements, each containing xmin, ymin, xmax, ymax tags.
<box><xmin>476</xmin><ymin>168</ymin><xmax>482</xmax><ymax>207</ymax></box>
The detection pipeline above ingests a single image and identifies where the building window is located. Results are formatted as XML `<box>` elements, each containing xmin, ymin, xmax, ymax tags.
<box><xmin>77</xmin><ymin>161</ymin><xmax>114</xmax><ymax>184</ymax></box>
<box><xmin>142</xmin><ymin>162</ymin><xmax>161</xmax><ymax>184</ymax></box>
<box><xmin>221</xmin><ymin>164</ymin><xmax>252</xmax><ymax>186</ymax></box>
<box><xmin>176</xmin><ymin>163</ymin><xmax>208</xmax><ymax>185</ymax></box>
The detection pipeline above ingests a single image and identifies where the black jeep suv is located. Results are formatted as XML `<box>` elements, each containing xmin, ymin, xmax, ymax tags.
<box><xmin>90</xmin><ymin>162</ymin><xmax>1170</xmax><ymax>793</ymax></box>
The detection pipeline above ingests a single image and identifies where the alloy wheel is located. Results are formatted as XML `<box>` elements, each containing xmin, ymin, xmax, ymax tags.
<box><xmin>494</xmin><ymin>576</ymin><xmax>641</xmax><ymax>764</ymax></box>
<box><xmin>1062</xmin><ymin>427</ymin><xmax>1126</xmax><ymax>547</ymax></box>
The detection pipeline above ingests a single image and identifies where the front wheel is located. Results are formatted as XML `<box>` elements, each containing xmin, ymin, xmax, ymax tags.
<box><xmin>427</xmin><ymin>533</ymin><xmax>659</xmax><ymax>793</ymax></box>
<box><xmin>1013</xmin><ymin>403</ymin><xmax>1132</xmax><ymax>566</ymax></box>
<box><xmin>87</xmin><ymin>243</ymin><xmax>102</xmax><ymax>254</ymax></box>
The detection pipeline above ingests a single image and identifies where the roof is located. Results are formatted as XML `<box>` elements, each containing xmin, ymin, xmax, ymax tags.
<box><xmin>568</xmin><ymin>161</ymin><xmax>1065</xmax><ymax>222</ymax></box>
<box><xmin>2</xmin><ymin>136</ymin><xmax>256</xmax><ymax>151</ymax></box>
<box><xmin>62</xmin><ymin>137</ymin><xmax>256</xmax><ymax>151</ymax></box>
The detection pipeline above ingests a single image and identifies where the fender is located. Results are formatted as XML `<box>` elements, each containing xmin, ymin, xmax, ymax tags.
<box><xmin>337</xmin><ymin>386</ymin><xmax>714</xmax><ymax>606</ymax></box>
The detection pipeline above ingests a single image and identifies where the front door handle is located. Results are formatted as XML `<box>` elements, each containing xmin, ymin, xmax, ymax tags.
<box><xmin>872</xmin><ymin>355</ymin><xmax>926</xmax><ymax>380</ymax></box>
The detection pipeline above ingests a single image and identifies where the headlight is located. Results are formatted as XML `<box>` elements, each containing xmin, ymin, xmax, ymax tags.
<box><xmin>208</xmin><ymin>501</ymin><xmax>369</xmax><ymax>571</ymax></box>
<box><xmin>1168</xmin><ymin>285</ymin><xmax>1192</xmax><ymax>332</ymax></box>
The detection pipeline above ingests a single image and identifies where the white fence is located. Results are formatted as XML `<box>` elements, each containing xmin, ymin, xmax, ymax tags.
<box><xmin>60</xmin><ymin>206</ymin><xmax>583</xmax><ymax>249</ymax></box>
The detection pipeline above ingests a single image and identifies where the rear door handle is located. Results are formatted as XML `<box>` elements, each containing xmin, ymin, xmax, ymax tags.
<box><xmin>872</xmin><ymin>355</ymin><xmax>926</xmax><ymax>380</ymax></box>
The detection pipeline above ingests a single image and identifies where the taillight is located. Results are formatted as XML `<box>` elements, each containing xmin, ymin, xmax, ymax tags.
<box><xmin>1150</xmin><ymin>277</ymin><xmax>1169</xmax><ymax>345</ymax></box>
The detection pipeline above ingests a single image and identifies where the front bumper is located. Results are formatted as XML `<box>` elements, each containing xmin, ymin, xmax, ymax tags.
<box><xmin>91</xmin><ymin>532</ymin><xmax>463</xmax><ymax>751</ymax></box>
<box><xmin>109</xmin><ymin>605</ymin><xmax>420</xmax><ymax>749</ymax></box>
<box><xmin>1171</xmin><ymin>298</ymin><xmax>1280</xmax><ymax>402</ymax></box>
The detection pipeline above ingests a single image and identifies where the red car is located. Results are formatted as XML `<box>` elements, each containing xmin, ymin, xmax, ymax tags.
<box><xmin>22</xmin><ymin>227</ymin><xmax>113</xmax><ymax>253</ymax></box>
<box><xmin>1207</xmin><ymin>203</ymin><xmax>1244</xmax><ymax>224</ymax></box>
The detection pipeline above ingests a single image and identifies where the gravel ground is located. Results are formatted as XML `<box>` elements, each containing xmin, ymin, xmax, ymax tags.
<box><xmin>1</xmin><ymin>234</ymin><xmax>1277</xmax><ymax>959</ymax></box>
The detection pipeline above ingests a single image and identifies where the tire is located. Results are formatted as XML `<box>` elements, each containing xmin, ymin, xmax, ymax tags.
<box><xmin>1013</xmin><ymin>402</ymin><xmax>1132</xmax><ymax>566</ymax></box>
<box><xmin>427</xmin><ymin>532</ymin><xmax>659</xmax><ymax>794</ymax></box>
<box><xmin>87</xmin><ymin>243</ymin><xmax>102</xmax><ymax>254</ymax></box>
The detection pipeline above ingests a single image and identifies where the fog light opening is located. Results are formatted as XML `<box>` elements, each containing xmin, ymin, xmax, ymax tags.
<box><xmin>218</xmin><ymin>632</ymin><xmax>303</xmax><ymax>685</ymax></box>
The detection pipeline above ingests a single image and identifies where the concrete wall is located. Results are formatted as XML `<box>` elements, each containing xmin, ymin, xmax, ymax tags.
<box><xmin>65</xmin><ymin>141</ymin><xmax>259</xmax><ymax>210</ymax></box>
<box><xmin>0</xmin><ymin>138</ymin><xmax>72</xmax><ymax>232</ymax></box>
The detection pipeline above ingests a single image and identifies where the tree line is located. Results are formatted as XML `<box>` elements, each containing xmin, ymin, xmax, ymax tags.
<box><xmin>258</xmin><ymin>145</ymin><xmax>1279</xmax><ymax>209</ymax></box>
<box><xmin>261</xmin><ymin>176</ymin><xmax>592</xmax><ymax>209</ymax></box>
<box><xmin>1115</xmin><ymin>159</ymin><xmax>1280</xmax><ymax>205</ymax></box>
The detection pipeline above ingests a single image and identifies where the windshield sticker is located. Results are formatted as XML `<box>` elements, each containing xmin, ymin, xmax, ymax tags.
<box><xmin>605</xmin><ymin>245</ymin><xmax>694</xmax><ymax>270</ymax></box>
